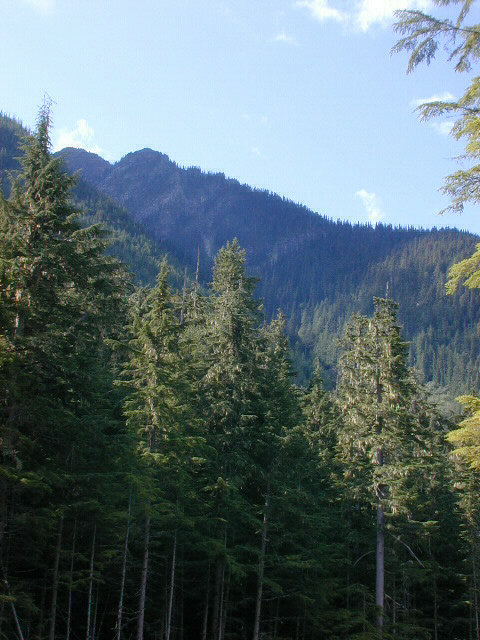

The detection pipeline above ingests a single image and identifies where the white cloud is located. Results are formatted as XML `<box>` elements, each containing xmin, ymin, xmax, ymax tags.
<box><xmin>274</xmin><ymin>31</ymin><xmax>299</xmax><ymax>46</ymax></box>
<box><xmin>53</xmin><ymin>119</ymin><xmax>103</xmax><ymax>155</ymax></box>
<box><xmin>355</xmin><ymin>0</ymin><xmax>431</xmax><ymax>31</ymax></box>
<box><xmin>410</xmin><ymin>92</ymin><xmax>456</xmax><ymax>108</ymax></box>
<box><xmin>251</xmin><ymin>146</ymin><xmax>262</xmax><ymax>156</ymax></box>
<box><xmin>356</xmin><ymin>189</ymin><xmax>385</xmax><ymax>224</ymax></box>
<box><xmin>21</xmin><ymin>0</ymin><xmax>55</xmax><ymax>13</ymax></box>
<box><xmin>409</xmin><ymin>93</ymin><xmax>456</xmax><ymax>136</ymax></box>
<box><xmin>296</xmin><ymin>0</ymin><xmax>346</xmax><ymax>24</ymax></box>
<box><xmin>430</xmin><ymin>120</ymin><xmax>455</xmax><ymax>136</ymax></box>
<box><xmin>297</xmin><ymin>0</ymin><xmax>432</xmax><ymax>31</ymax></box>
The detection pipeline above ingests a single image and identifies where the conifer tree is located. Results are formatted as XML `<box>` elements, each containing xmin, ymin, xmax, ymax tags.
<box><xmin>336</xmin><ymin>298</ymin><xmax>417</xmax><ymax>636</ymax></box>
<box><xmin>196</xmin><ymin>239</ymin><xmax>264</xmax><ymax>640</ymax></box>
<box><xmin>0</xmin><ymin>104</ymin><xmax>128</xmax><ymax>640</ymax></box>
<box><xmin>118</xmin><ymin>258</ymin><xmax>198</xmax><ymax>640</ymax></box>
<box><xmin>251</xmin><ymin>313</ymin><xmax>301</xmax><ymax>640</ymax></box>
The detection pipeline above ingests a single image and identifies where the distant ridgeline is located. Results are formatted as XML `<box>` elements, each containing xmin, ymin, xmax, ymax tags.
<box><xmin>1</xmin><ymin>112</ymin><xmax>479</xmax><ymax>393</ymax></box>
<box><xmin>0</xmin><ymin>113</ymin><xmax>182</xmax><ymax>287</ymax></box>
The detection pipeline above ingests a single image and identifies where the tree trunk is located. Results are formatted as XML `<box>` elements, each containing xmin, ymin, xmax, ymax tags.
<box><xmin>66</xmin><ymin>519</ymin><xmax>77</xmax><ymax>640</ymax></box>
<box><xmin>402</xmin><ymin>574</ymin><xmax>409</xmax><ymax>629</ymax></box>
<box><xmin>252</xmin><ymin>482</ymin><xmax>270</xmax><ymax>640</ymax></box>
<box><xmin>471</xmin><ymin>577</ymin><xmax>474</xmax><ymax>640</ymax></box>
<box><xmin>2</xmin><ymin>574</ymin><xmax>25</xmax><ymax>640</ymax></box>
<box><xmin>211</xmin><ymin>559</ymin><xmax>223</xmax><ymax>640</ymax></box>
<box><xmin>48</xmin><ymin>515</ymin><xmax>63</xmax><ymax>640</ymax></box>
<box><xmin>219</xmin><ymin>566</ymin><xmax>230</xmax><ymax>640</ymax></box>
<box><xmin>375</xmin><ymin>346</ymin><xmax>384</xmax><ymax>638</ymax></box>
<box><xmin>116</xmin><ymin>492</ymin><xmax>132</xmax><ymax>640</ymax></box>
<box><xmin>162</xmin><ymin>567</ymin><xmax>168</xmax><ymax>640</ymax></box>
<box><xmin>37</xmin><ymin>569</ymin><xmax>47</xmax><ymax>640</ymax></box>
<box><xmin>92</xmin><ymin>583</ymin><xmax>99</xmax><ymax>640</ymax></box>
<box><xmin>137</xmin><ymin>514</ymin><xmax>150</xmax><ymax>640</ymax></box>
<box><xmin>346</xmin><ymin>540</ymin><xmax>350</xmax><ymax>612</ymax></box>
<box><xmin>0</xmin><ymin>479</ymin><xmax>6</xmax><ymax>565</ymax></box>
<box><xmin>376</xmin><ymin>501</ymin><xmax>385</xmax><ymax>635</ymax></box>
<box><xmin>166</xmin><ymin>531</ymin><xmax>177</xmax><ymax>640</ymax></box>
<box><xmin>0</xmin><ymin>581</ymin><xmax>4</xmax><ymax>639</ymax></box>
<box><xmin>392</xmin><ymin>578</ymin><xmax>396</xmax><ymax>636</ymax></box>
<box><xmin>97</xmin><ymin>592</ymin><xmax>110</xmax><ymax>640</ymax></box>
<box><xmin>201</xmin><ymin>567</ymin><xmax>210</xmax><ymax>640</ymax></box>
<box><xmin>14</xmin><ymin>299</ymin><xmax>24</xmax><ymax>340</ymax></box>
<box><xmin>10</xmin><ymin>597</ymin><xmax>25</xmax><ymax>640</ymax></box>
<box><xmin>273</xmin><ymin>598</ymin><xmax>280</xmax><ymax>640</ymax></box>
<box><xmin>473</xmin><ymin>543</ymin><xmax>479</xmax><ymax>640</ymax></box>
<box><xmin>179</xmin><ymin>557</ymin><xmax>184</xmax><ymax>640</ymax></box>
<box><xmin>363</xmin><ymin>587</ymin><xmax>367</xmax><ymax>638</ymax></box>
<box><xmin>90</xmin><ymin>583</ymin><xmax>99</xmax><ymax>640</ymax></box>
<box><xmin>180</xmin><ymin>268</ymin><xmax>187</xmax><ymax>325</ymax></box>
<box><xmin>85</xmin><ymin>523</ymin><xmax>97</xmax><ymax>640</ymax></box>
<box><xmin>0</xmin><ymin>502</ymin><xmax>9</xmax><ymax>640</ymax></box>
<box><xmin>217</xmin><ymin>562</ymin><xmax>226</xmax><ymax>640</ymax></box>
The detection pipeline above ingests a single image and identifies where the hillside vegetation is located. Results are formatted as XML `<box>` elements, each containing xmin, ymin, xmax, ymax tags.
<box><xmin>58</xmin><ymin>137</ymin><xmax>479</xmax><ymax>393</ymax></box>
<box><xmin>1</xmin><ymin>111</ymin><xmax>479</xmax><ymax>640</ymax></box>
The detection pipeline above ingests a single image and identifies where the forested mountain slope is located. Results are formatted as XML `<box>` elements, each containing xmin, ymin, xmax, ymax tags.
<box><xmin>3</xmin><ymin>111</ymin><xmax>474</xmax><ymax>640</ymax></box>
<box><xmin>59</xmin><ymin>145</ymin><xmax>441</xmax><ymax>302</ymax></box>
<box><xmin>0</xmin><ymin>113</ymin><xmax>182</xmax><ymax>286</ymax></box>
<box><xmin>58</xmin><ymin>143</ymin><xmax>480</xmax><ymax>393</ymax></box>
<box><xmin>1</xmin><ymin>112</ymin><xmax>479</xmax><ymax>392</ymax></box>
<box><xmin>298</xmin><ymin>232</ymin><xmax>480</xmax><ymax>386</ymax></box>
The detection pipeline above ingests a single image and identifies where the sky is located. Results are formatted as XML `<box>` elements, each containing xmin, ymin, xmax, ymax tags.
<box><xmin>2</xmin><ymin>0</ymin><xmax>480</xmax><ymax>233</ymax></box>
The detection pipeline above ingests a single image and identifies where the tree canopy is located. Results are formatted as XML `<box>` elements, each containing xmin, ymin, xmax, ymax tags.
<box><xmin>393</xmin><ymin>1</ymin><xmax>480</xmax><ymax>217</ymax></box>
<box><xmin>394</xmin><ymin>0</ymin><xmax>480</xmax><ymax>471</ymax></box>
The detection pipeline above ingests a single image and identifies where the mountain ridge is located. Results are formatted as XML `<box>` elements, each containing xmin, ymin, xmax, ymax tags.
<box><xmin>2</xmin><ymin>113</ymin><xmax>479</xmax><ymax>392</ymax></box>
<box><xmin>58</xmin><ymin>143</ymin><xmax>480</xmax><ymax>392</ymax></box>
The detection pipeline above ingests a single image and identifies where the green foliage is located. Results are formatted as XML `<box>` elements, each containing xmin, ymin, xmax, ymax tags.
<box><xmin>55</xmin><ymin>134</ymin><xmax>480</xmax><ymax>395</ymax></box>
<box><xmin>336</xmin><ymin>299</ymin><xmax>416</xmax><ymax>510</ymax></box>
<box><xmin>393</xmin><ymin>1</ymin><xmax>479</xmax><ymax>74</ymax></box>
<box><xmin>298</xmin><ymin>232</ymin><xmax>480</xmax><ymax>395</ymax></box>
<box><xmin>446</xmin><ymin>241</ymin><xmax>480</xmax><ymax>292</ymax></box>
<box><xmin>447</xmin><ymin>394</ymin><xmax>480</xmax><ymax>468</ymax></box>
<box><xmin>3</xmin><ymin>114</ymin><xmax>480</xmax><ymax>395</ymax></box>
<box><xmin>0</xmin><ymin>106</ymin><xmax>477</xmax><ymax>640</ymax></box>
<box><xmin>0</xmin><ymin>105</ymin><xmax>133</xmax><ymax>640</ymax></box>
<box><xmin>393</xmin><ymin>0</ymin><xmax>480</xmax><ymax>484</ymax></box>
<box><xmin>393</xmin><ymin>3</ymin><xmax>480</xmax><ymax>290</ymax></box>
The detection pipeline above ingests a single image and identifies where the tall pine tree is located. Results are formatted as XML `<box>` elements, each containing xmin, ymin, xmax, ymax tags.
<box><xmin>337</xmin><ymin>298</ymin><xmax>418</xmax><ymax>636</ymax></box>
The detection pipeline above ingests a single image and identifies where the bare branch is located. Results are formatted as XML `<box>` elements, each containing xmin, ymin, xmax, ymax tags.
<box><xmin>390</xmin><ymin>533</ymin><xmax>425</xmax><ymax>568</ymax></box>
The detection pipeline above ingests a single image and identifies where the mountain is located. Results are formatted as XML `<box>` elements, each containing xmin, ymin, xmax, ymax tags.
<box><xmin>59</xmin><ymin>146</ymin><xmax>425</xmax><ymax>297</ymax></box>
<box><xmin>0</xmin><ymin>113</ymin><xmax>186</xmax><ymax>286</ymax></box>
<box><xmin>0</xmin><ymin>112</ymin><xmax>26</xmax><ymax>194</ymax></box>
<box><xmin>59</xmin><ymin>144</ymin><xmax>480</xmax><ymax>392</ymax></box>
<box><xmin>1</xmin><ymin>113</ymin><xmax>479</xmax><ymax>392</ymax></box>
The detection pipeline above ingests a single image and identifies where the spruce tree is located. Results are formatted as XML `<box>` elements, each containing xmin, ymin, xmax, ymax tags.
<box><xmin>336</xmin><ymin>298</ymin><xmax>417</xmax><ymax>636</ymax></box>
<box><xmin>0</xmin><ymin>104</ymin><xmax>127</xmax><ymax>640</ymax></box>
<box><xmin>118</xmin><ymin>258</ymin><xmax>199</xmax><ymax>640</ymax></box>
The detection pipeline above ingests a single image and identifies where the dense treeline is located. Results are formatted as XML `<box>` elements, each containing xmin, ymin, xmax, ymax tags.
<box><xmin>57</xmin><ymin>136</ymin><xmax>480</xmax><ymax>394</ymax></box>
<box><xmin>298</xmin><ymin>232</ymin><xmax>480</xmax><ymax>391</ymax></box>
<box><xmin>1</xmin><ymin>110</ymin><xmax>480</xmax><ymax>640</ymax></box>
<box><xmin>2</xmin><ymin>113</ymin><xmax>480</xmax><ymax>395</ymax></box>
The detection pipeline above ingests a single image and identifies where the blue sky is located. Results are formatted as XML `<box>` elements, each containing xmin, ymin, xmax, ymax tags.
<box><xmin>2</xmin><ymin>0</ymin><xmax>480</xmax><ymax>233</ymax></box>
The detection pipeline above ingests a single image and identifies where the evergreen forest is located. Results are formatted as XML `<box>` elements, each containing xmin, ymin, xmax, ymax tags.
<box><xmin>1</xmin><ymin>102</ymin><xmax>480</xmax><ymax>640</ymax></box>
<box><xmin>52</xmin><ymin>129</ymin><xmax>480</xmax><ymax>394</ymax></box>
